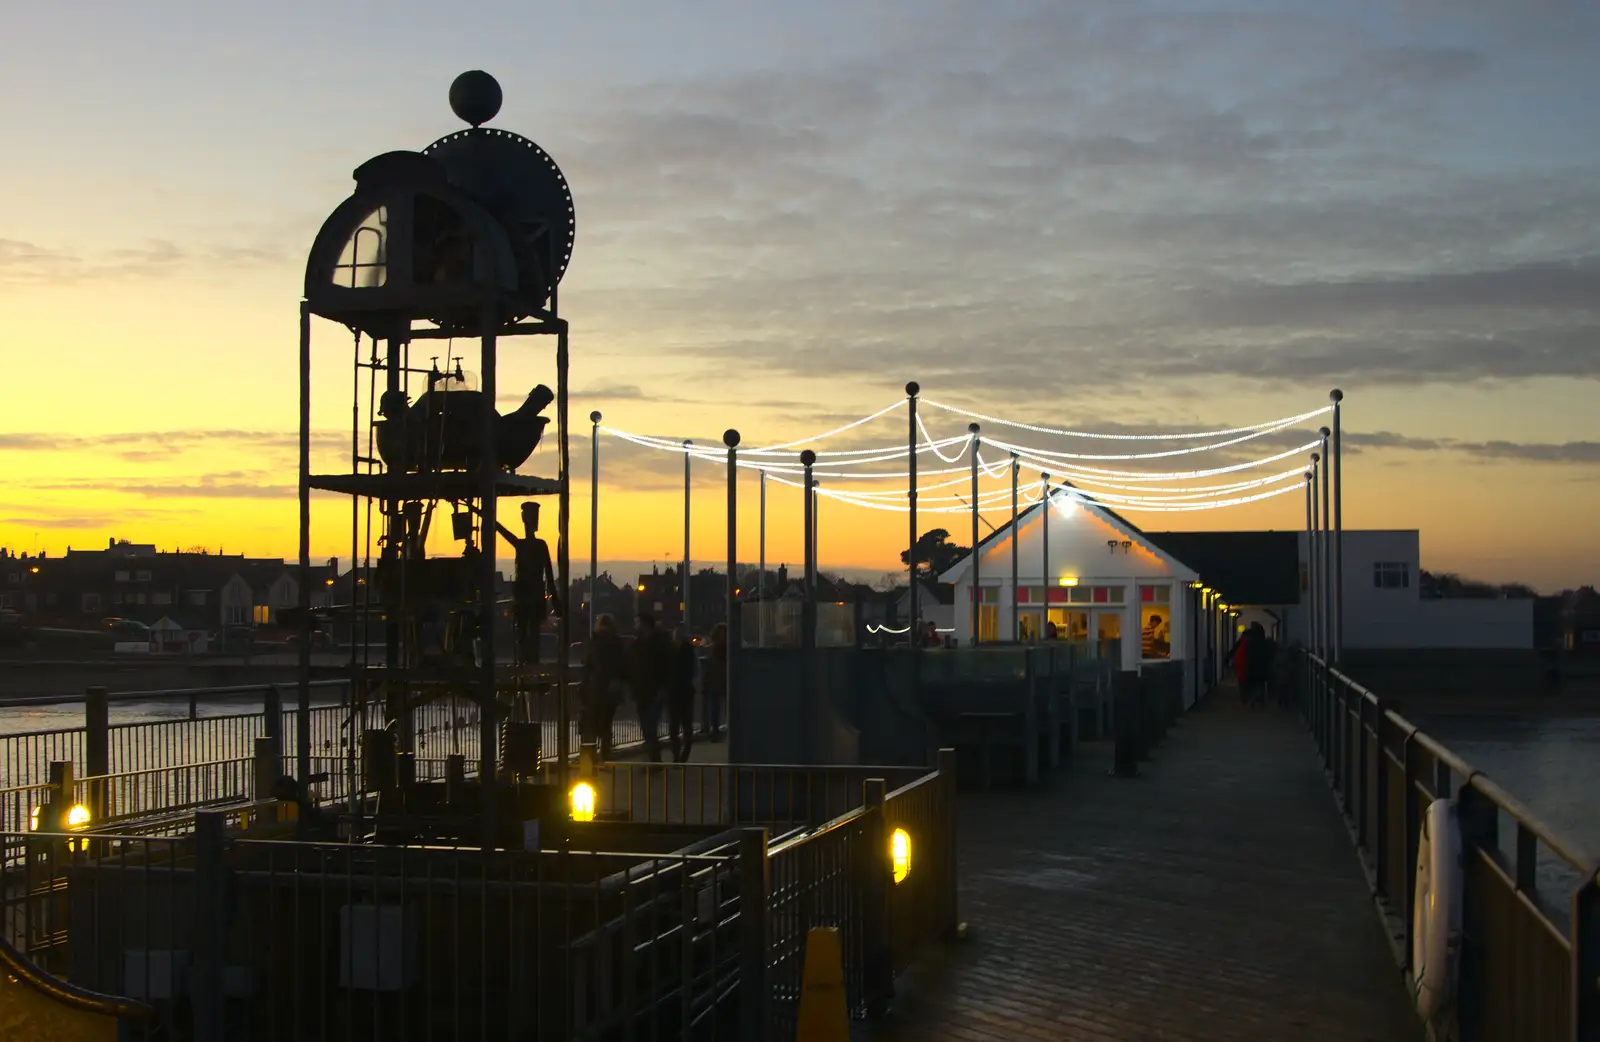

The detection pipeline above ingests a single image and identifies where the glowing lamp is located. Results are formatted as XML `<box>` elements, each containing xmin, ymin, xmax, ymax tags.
<box><xmin>30</xmin><ymin>803</ymin><xmax>92</xmax><ymax>850</ymax></box>
<box><xmin>890</xmin><ymin>827</ymin><xmax>911</xmax><ymax>884</ymax></box>
<box><xmin>569</xmin><ymin>781</ymin><xmax>597</xmax><ymax>822</ymax></box>
<box><xmin>1058</xmin><ymin>577</ymin><xmax>1078</xmax><ymax>587</ymax></box>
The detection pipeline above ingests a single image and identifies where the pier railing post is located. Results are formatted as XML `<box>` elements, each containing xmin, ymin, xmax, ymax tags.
<box><xmin>738</xmin><ymin>826</ymin><xmax>771</xmax><ymax>1042</ymax></box>
<box><xmin>937</xmin><ymin>746</ymin><xmax>959</xmax><ymax>938</ymax></box>
<box><xmin>1372</xmin><ymin>702</ymin><xmax>1390</xmax><ymax>900</ymax></box>
<box><xmin>861</xmin><ymin>778</ymin><xmax>893</xmax><ymax>1018</ymax></box>
<box><xmin>1573</xmin><ymin>870</ymin><xmax>1600</xmax><ymax>1042</ymax></box>
<box><xmin>84</xmin><ymin>686</ymin><xmax>109</xmax><ymax>820</ymax></box>
<box><xmin>1111</xmin><ymin>672</ymin><xmax>1140</xmax><ymax>777</ymax></box>
<box><xmin>263</xmin><ymin>683</ymin><xmax>283</xmax><ymax>762</ymax></box>
<box><xmin>1456</xmin><ymin>783</ymin><xmax>1498</xmax><ymax>1041</ymax></box>
<box><xmin>192</xmin><ymin>810</ymin><xmax>228</xmax><ymax>1042</ymax></box>
<box><xmin>1401</xmin><ymin>734</ymin><xmax>1421</xmax><ymax>974</ymax></box>
<box><xmin>1355</xmin><ymin>693</ymin><xmax>1369</xmax><ymax>848</ymax></box>
<box><xmin>252</xmin><ymin>736</ymin><xmax>277</xmax><ymax>801</ymax></box>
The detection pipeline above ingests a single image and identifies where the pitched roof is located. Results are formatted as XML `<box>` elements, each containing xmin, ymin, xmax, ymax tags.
<box><xmin>938</xmin><ymin>480</ymin><xmax>1197</xmax><ymax>583</ymax></box>
<box><xmin>1140</xmin><ymin>530</ymin><xmax>1301</xmax><ymax>606</ymax></box>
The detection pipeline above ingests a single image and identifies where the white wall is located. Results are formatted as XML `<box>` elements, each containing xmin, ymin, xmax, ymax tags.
<box><xmin>946</xmin><ymin>497</ymin><xmax>1197</xmax><ymax>668</ymax></box>
<box><xmin>1288</xmin><ymin>529</ymin><xmax>1532</xmax><ymax>650</ymax></box>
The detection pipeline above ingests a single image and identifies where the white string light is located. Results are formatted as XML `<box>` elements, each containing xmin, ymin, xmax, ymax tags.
<box><xmin>916</xmin><ymin>413</ymin><xmax>970</xmax><ymax>464</ymax></box>
<box><xmin>991</xmin><ymin>437</ymin><xmax>1322</xmax><ymax>482</ymax></box>
<box><xmin>602</xmin><ymin>402</ymin><xmax>1324</xmax><ymax>464</ymax></box>
<box><xmin>743</xmin><ymin>399</ymin><xmax>905</xmax><ymax>454</ymax></box>
<box><xmin>921</xmin><ymin>400</ymin><xmax>1332</xmax><ymax>440</ymax></box>
<box><xmin>595</xmin><ymin>394</ymin><xmax>1329</xmax><ymax>519</ymax></box>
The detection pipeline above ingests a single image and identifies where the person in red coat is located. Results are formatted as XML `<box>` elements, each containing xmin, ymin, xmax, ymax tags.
<box><xmin>1233</xmin><ymin>627</ymin><xmax>1252</xmax><ymax>702</ymax></box>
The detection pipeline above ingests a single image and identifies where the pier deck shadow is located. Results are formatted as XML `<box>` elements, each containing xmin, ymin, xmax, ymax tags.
<box><xmin>867</xmin><ymin>688</ymin><xmax>1420</xmax><ymax>1041</ymax></box>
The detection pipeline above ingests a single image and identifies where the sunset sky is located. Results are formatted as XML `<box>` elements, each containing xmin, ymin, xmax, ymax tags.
<box><xmin>3</xmin><ymin>1</ymin><xmax>1599</xmax><ymax>591</ymax></box>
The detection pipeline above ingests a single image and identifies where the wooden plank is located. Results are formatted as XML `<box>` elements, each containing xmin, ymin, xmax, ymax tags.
<box><xmin>871</xmin><ymin>686</ymin><xmax>1420</xmax><ymax>1041</ymax></box>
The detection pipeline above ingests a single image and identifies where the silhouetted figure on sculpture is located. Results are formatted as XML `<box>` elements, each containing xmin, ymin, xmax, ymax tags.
<box><xmin>497</xmin><ymin>502</ymin><xmax>560</xmax><ymax>665</ymax></box>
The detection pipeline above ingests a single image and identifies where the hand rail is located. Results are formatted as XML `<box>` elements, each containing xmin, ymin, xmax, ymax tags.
<box><xmin>0</xmin><ymin>930</ymin><xmax>154</xmax><ymax>1021</ymax></box>
<box><xmin>1314</xmin><ymin>653</ymin><xmax>1595</xmax><ymax>871</ymax></box>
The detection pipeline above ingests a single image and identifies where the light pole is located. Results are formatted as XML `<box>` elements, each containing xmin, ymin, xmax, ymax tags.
<box><xmin>968</xmin><ymin>422</ymin><xmax>980</xmax><ymax>646</ymax></box>
<box><xmin>1330</xmin><ymin>390</ymin><xmax>1344</xmax><ymax>665</ymax></box>
<box><xmin>589</xmin><ymin>411</ymin><xmax>601</xmax><ymax>637</ymax></box>
<box><xmin>1010</xmin><ymin>452</ymin><xmax>1019</xmax><ymax>642</ymax></box>
<box><xmin>758</xmin><ymin>469</ymin><xmax>766</xmax><ymax>648</ymax></box>
<box><xmin>1041</xmin><ymin>472</ymin><xmax>1051</xmax><ymax>639</ymax></box>
<box><xmin>907</xmin><ymin>382</ymin><xmax>920</xmax><ymax>645</ymax></box>
<box><xmin>725</xmin><ymin>428</ymin><xmax>740</xmax><ymax>685</ymax></box>
<box><xmin>801</xmin><ymin>450</ymin><xmax>817</xmax><ymax>651</ymax></box>
<box><xmin>682</xmin><ymin>439</ymin><xmax>692</xmax><ymax>634</ymax></box>
<box><xmin>1319</xmin><ymin>427</ymin><xmax>1331</xmax><ymax>662</ymax></box>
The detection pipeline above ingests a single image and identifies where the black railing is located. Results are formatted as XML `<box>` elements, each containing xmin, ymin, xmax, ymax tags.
<box><xmin>0</xmin><ymin>678</ymin><xmax>644</xmax><ymax>796</ymax></box>
<box><xmin>1302</xmin><ymin>653</ymin><xmax>1596</xmax><ymax>1041</ymax></box>
<box><xmin>1</xmin><ymin>755</ymin><xmax>960</xmax><ymax>1042</ymax></box>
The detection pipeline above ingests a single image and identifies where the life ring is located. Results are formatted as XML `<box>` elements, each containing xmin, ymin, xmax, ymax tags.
<box><xmin>1412</xmin><ymin>797</ymin><xmax>1464</xmax><ymax>1023</ymax></box>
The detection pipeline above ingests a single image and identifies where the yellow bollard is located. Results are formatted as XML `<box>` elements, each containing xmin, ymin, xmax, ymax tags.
<box><xmin>795</xmin><ymin>926</ymin><xmax>849</xmax><ymax>1042</ymax></box>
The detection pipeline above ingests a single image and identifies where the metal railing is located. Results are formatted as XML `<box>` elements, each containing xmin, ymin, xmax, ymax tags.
<box><xmin>0</xmin><ymin>679</ymin><xmax>645</xmax><ymax>794</ymax></box>
<box><xmin>588</xmin><ymin>761</ymin><xmax>931</xmax><ymax>829</ymax></box>
<box><xmin>0</xmin><ymin>825</ymin><xmax>744</xmax><ymax>1041</ymax></box>
<box><xmin>1302</xmin><ymin>653</ymin><xmax>1597</xmax><ymax>1042</ymax></box>
<box><xmin>0</xmin><ymin>753</ymin><xmax>961</xmax><ymax>1041</ymax></box>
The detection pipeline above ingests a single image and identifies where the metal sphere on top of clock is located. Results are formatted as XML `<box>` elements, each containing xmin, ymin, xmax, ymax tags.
<box><xmin>423</xmin><ymin>71</ymin><xmax>576</xmax><ymax>323</ymax></box>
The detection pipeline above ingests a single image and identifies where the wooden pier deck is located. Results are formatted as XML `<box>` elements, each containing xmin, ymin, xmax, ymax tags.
<box><xmin>868</xmin><ymin>689</ymin><xmax>1421</xmax><ymax>1042</ymax></box>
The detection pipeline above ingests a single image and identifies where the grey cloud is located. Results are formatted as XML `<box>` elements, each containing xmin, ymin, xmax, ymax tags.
<box><xmin>529</xmin><ymin>4</ymin><xmax>1599</xmax><ymax>402</ymax></box>
<box><xmin>1189</xmin><ymin>258</ymin><xmax>1600</xmax><ymax>328</ymax></box>
<box><xmin>0</xmin><ymin>236</ymin><xmax>287</xmax><ymax>287</ymax></box>
<box><xmin>0</xmin><ymin>429</ymin><xmax>348</xmax><ymax>454</ymax></box>
<box><xmin>1</xmin><ymin>515</ymin><xmax>125</xmax><ymax>530</ymax></box>
<box><xmin>1351</xmin><ymin>430</ymin><xmax>1600</xmax><ymax>464</ymax></box>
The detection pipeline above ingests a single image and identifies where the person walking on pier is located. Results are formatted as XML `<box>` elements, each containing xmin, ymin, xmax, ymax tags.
<box><xmin>701</xmin><ymin>622</ymin><xmax>728</xmax><ymax>743</ymax></box>
<box><xmin>580</xmin><ymin>613</ymin><xmax>628</xmax><ymax>761</ymax></box>
<box><xmin>630</xmin><ymin>612</ymin><xmax>671</xmax><ymax>762</ymax></box>
<box><xmin>1243</xmin><ymin>621</ymin><xmax>1276</xmax><ymax>708</ymax></box>
<box><xmin>668</xmin><ymin>625</ymin><xmax>698</xmax><ymax>763</ymax></box>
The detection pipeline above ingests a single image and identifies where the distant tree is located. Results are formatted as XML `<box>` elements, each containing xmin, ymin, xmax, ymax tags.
<box><xmin>901</xmin><ymin>529</ymin><xmax>970</xmax><ymax>581</ymax></box>
<box><xmin>1422</xmin><ymin>569</ymin><xmax>1537</xmax><ymax>599</ymax></box>
<box><xmin>873</xmin><ymin>571</ymin><xmax>903</xmax><ymax>592</ymax></box>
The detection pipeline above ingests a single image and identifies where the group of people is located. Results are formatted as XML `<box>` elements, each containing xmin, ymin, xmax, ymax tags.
<box><xmin>1232</xmin><ymin>620</ymin><xmax>1294</xmax><ymax>708</ymax></box>
<box><xmin>580</xmin><ymin>611</ymin><xmax>729</xmax><ymax>763</ymax></box>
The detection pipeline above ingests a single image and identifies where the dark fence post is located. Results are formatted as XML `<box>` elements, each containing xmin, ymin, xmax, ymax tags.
<box><xmin>1456</xmin><ymin>783</ymin><xmax>1498</xmax><ymax>1042</ymax></box>
<box><xmin>263</xmin><ymin>684</ymin><xmax>284</xmax><ymax>762</ymax></box>
<box><xmin>739</xmin><ymin>826</ymin><xmax>770</xmax><ymax>1042</ymax></box>
<box><xmin>1355</xmin><ymin>694</ymin><xmax>1369</xmax><ymax>849</ymax></box>
<box><xmin>938</xmin><ymin>747</ymin><xmax>959</xmax><ymax>938</ymax></box>
<box><xmin>46</xmin><ymin>760</ymin><xmax>73</xmax><ymax>831</ymax></box>
<box><xmin>1401</xmin><ymin>734</ymin><xmax>1421</xmax><ymax>974</ymax></box>
<box><xmin>192</xmin><ymin>810</ymin><xmax>228</xmax><ymax>1042</ymax></box>
<box><xmin>253</xmin><ymin>736</ymin><xmax>277</xmax><ymax>800</ymax></box>
<box><xmin>1574</xmin><ymin>867</ymin><xmax>1600</xmax><ymax>1042</ymax></box>
<box><xmin>1372</xmin><ymin>701</ymin><xmax>1390</xmax><ymax>899</ymax></box>
<box><xmin>1111</xmin><ymin>671</ymin><xmax>1140</xmax><ymax>777</ymax></box>
<box><xmin>84</xmin><ymin>686</ymin><xmax>109</xmax><ymax>820</ymax></box>
<box><xmin>862</xmin><ymin>778</ymin><xmax>892</xmax><ymax>1017</ymax></box>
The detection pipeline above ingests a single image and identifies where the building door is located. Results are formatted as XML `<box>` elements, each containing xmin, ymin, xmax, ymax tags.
<box><xmin>1094</xmin><ymin>610</ymin><xmax>1122</xmax><ymax>661</ymax></box>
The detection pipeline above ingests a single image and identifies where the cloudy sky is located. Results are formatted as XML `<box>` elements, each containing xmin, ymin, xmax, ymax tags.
<box><xmin>2</xmin><ymin>0</ymin><xmax>1598</xmax><ymax>590</ymax></box>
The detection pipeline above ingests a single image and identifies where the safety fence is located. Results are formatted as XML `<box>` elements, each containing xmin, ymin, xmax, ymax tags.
<box><xmin>1</xmin><ymin>754</ymin><xmax>959</xmax><ymax>1041</ymax></box>
<box><xmin>1303</xmin><ymin>654</ymin><xmax>1596</xmax><ymax>1042</ymax></box>
<box><xmin>0</xmin><ymin>678</ymin><xmax>644</xmax><ymax>797</ymax></box>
